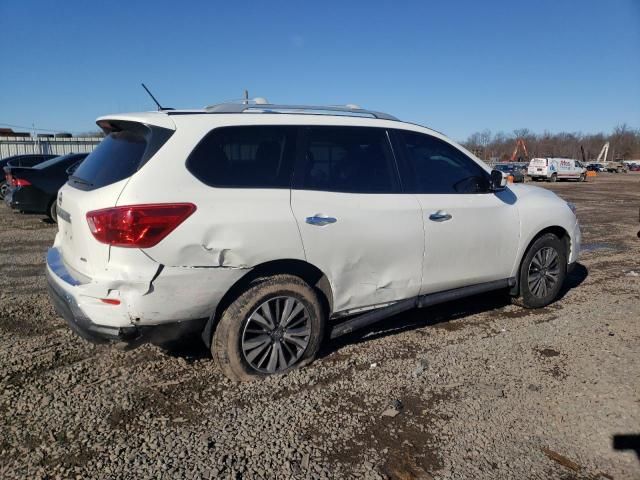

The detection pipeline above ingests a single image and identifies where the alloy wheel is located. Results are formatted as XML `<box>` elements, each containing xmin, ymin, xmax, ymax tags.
<box><xmin>527</xmin><ymin>247</ymin><xmax>560</xmax><ymax>298</ymax></box>
<box><xmin>241</xmin><ymin>296</ymin><xmax>311</xmax><ymax>373</ymax></box>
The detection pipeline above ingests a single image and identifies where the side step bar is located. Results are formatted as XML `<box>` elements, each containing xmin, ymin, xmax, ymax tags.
<box><xmin>329</xmin><ymin>278</ymin><xmax>515</xmax><ymax>340</ymax></box>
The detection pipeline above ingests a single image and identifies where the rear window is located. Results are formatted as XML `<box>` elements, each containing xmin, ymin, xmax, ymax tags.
<box><xmin>70</xmin><ymin>130</ymin><xmax>147</xmax><ymax>189</ymax></box>
<box><xmin>186</xmin><ymin>126</ymin><xmax>295</xmax><ymax>188</ymax></box>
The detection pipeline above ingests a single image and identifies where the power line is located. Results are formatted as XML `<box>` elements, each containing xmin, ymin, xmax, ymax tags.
<box><xmin>0</xmin><ymin>122</ymin><xmax>75</xmax><ymax>133</ymax></box>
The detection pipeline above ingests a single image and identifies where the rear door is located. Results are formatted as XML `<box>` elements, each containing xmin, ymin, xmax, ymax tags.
<box><xmin>392</xmin><ymin>129</ymin><xmax>520</xmax><ymax>294</ymax></box>
<box><xmin>528</xmin><ymin>158</ymin><xmax>547</xmax><ymax>176</ymax></box>
<box><xmin>56</xmin><ymin>121</ymin><xmax>172</xmax><ymax>278</ymax></box>
<box><xmin>290</xmin><ymin>126</ymin><xmax>424</xmax><ymax>313</ymax></box>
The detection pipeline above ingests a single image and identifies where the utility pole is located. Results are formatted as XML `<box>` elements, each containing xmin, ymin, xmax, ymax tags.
<box><xmin>243</xmin><ymin>90</ymin><xmax>249</xmax><ymax>104</ymax></box>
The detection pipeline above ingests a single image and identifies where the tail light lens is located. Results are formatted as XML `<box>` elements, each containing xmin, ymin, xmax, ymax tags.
<box><xmin>86</xmin><ymin>203</ymin><xmax>196</xmax><ymax>248</ymax></box>
<box><xmin>13</xmin><ymin>178</ymin><xmax>31</xmax><ymax>187</ymax></box>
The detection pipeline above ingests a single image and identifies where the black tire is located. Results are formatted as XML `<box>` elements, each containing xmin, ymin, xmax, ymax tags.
<box><xmin>549</xmin><ymin>173</ymin><xmax>557</xmax><ymax>183</ymax></box>
<box><xmin>0</xmin><ymin>180</ymin><xmax>7</xmax><ymax>200</ymax></box>
<box><xmin>48</xmin><ymin>200</ymin><xmax>58</xmax><ymax>223</ymax></box>
<box><xmin>579</xmin><ymin>173</ymin><xmax>586</xmax><ymax>182</ymax></box>
<box><xmin>212</xmin><ymin>274</ymin><xmax>325</xmax><ymax>382</ymax></box>
<box><xmin>513</xmin><ymin>233</ymin><xmax>567</xmax><ymax>309</ymax></box>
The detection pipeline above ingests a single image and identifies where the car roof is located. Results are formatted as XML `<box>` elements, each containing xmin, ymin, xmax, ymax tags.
<box><xmin>97</xmin><ymin>107</ymin><xmax>442</xmax><ymax>138</ymax></box>
<box><xmin>96</xmin><ymin>104</ymin><xmax>489</xmax><ymax>171</ymax></box>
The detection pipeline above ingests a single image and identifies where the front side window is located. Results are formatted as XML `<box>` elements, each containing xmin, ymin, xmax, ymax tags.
<box><xmin>187</xmin><ymin>126</ymin><xmax>295</xmax><ymax>188</ymax></box>
<box><xmin>396</xmin><ymin>130</ymin><xmax>490</xmax><ymax>194</ymax></box>
<box><xmin>298</xmin><ymin>127</ymin><xmax>399</xmax><ymax>193</ymax></box>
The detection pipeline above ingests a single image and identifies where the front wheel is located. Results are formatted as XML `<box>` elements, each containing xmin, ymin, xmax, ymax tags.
<box><xmin>549</xmin><ymin>173</ymin><xmax>557</xmax><ymax>183</ymax></box>
<box><xmin>0</xmin><ymin>180</ymin><xmax>7</xmax><ymax>200</ymax></box>
<box><xmin>514</xmin><ymin>233</ymin><xmax>567</xmax><ymax>309</ymax></box>
<box><xmin>579</xmin><ymin>173</ymin><xmax>586</xmax><ymax>182</ymax></box>
<box><xmin>212</xmin><ymin>274</ymin><xmax>325</xmax><ymax>381</ymax></box>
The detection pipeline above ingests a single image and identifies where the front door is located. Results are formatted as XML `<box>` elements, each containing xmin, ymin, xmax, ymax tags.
<box><xmin>392</xmin><ymin>129</ymin><xmax>520</xmax><ymax>295</ymax></box>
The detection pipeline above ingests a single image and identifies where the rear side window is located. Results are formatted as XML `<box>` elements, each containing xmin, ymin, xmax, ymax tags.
<box><xmin>396</xmin><ymin>130</ymin><xmax>489</xmax><ymax>194</ymax></box>
<box><xmin>298</xmin><ymin>127</ymin><xmax>399</xmax><ymax>193</ymax></box>
<box><xmin>71</xmin><ymin>131</ymin><xmax>146</xmax><ymax>189</ymax></box>
<box><xmin>186</xmin><ymin>126</ymin><xmax>295</xmax><ymax>188</ymax></box>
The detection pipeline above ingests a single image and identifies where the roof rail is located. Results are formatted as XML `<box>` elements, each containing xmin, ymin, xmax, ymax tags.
<box><xmin>203</xmin><ymin>102</ymin><xmax>399</xmax><ymax>121</ymax></box>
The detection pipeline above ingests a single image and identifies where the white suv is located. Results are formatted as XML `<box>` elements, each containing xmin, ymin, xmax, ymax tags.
<box><xmin>46</xmin><ymin>102</ymin><xmax>581</xmax><ymax>381</ymax></box>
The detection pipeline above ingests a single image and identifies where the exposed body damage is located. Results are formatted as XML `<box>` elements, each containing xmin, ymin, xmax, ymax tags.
<box><xmin>47</xmin><ymin>242</ymin><xmax>249</xmax><ymax>329</ymax></box>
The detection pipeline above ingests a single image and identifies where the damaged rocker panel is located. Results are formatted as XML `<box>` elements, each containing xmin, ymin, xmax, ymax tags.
<box><xmin>330</xmin><ymin>277</ymin><xmax>515</xmax><ymax>339</ymax></box>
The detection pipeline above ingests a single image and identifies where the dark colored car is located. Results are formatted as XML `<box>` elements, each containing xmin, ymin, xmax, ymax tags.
<box><xmin>494</xmin><ymin>163</ymin><xmax>525</xmax><ymax>182</ymax></box>
<box><xmin>3</xmin><ymin>153</ymin><xmax>88</xmax><ymax>222</ymax></box>
<box><xmin>587</xmin><ymin>163</ymin><xmax>604</xmax><ymax>172</ymax></box>
<box><xmin>0</xmin><ymin>154</ymin><xmax>57</xmax><ymax>199</ymax></box>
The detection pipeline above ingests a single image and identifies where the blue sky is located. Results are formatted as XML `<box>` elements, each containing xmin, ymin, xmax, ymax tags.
<box><xmin>1</xmin><ymin>0</ymin><xmax>638</xmax><ymax>140</ymax></box>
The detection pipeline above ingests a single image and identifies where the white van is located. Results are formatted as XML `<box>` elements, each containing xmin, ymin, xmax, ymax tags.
<box><xmin>528</xmin><ymin>158</ymin><xmax>586</xmax><ymax>182</ymax></box>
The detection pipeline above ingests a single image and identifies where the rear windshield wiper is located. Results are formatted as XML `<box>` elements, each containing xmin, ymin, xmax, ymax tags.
<box><xmin>69</xmin><ymin>175</ymin><xmax>94</xmax><ymax>187</ymax></box>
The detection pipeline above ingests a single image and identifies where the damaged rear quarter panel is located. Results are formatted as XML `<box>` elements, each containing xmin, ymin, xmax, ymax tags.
<box><xmin>114</xmin><ymin>118</ymin><xmax>307</xmax><ymax>271</ymax></box>
<box><xmin>140</xmin><ymin>188</ymin><xmax>306</xmax><ymax>268</ymax></box>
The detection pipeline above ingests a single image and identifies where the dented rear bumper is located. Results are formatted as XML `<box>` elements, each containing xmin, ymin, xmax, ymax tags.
<box><xmin>45</xmin><ymin>247</ymin><xmax>248</xmax><ymax>344</ymax></box>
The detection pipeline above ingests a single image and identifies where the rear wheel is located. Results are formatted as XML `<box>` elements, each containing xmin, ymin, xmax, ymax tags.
<box><xmin>212</xmin><ymin>274</ymin><xmax>325</xmax><ymax>381</ymax></box>
<box><xmin>0</xmin><ymin>180</ymin><xmax>7</xmax><ymax>200</ymax></box>
<box><xmin>514</xmin><ymin>233</ymin><xmax>566</xmax><ymax>308</ymax></box>
<box><xmin>48</xmin><ymin>200</ymin><xmax>57</xmax><ymax>223</ymax></box>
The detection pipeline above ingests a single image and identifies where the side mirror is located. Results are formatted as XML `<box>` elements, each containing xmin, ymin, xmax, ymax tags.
<box><xmin>490</xmin><ymin>169</ymin><xmax>507</xmax><ymax>191</ymax></box>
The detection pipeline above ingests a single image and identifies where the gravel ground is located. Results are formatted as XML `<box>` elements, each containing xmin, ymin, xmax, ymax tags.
<box><xmin>1</xmin><ymin>173</ymin><xmax>639</xmax><ymax>479</ymax></box>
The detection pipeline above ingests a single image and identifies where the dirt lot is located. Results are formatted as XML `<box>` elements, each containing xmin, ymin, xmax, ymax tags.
<box><xmin>1</xmin><ymin>173</ymin><xmax>638</xmax><ymax>479</ymax></box>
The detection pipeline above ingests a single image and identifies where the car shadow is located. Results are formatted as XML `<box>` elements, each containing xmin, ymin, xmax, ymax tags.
<box><xmin>321</xmin><ymin>262</ymin><xmax>589</xmax><ymax>358</ymax></box>
<box><xmin>158</xmin><ymin>333</ymin><xmax>211</xmax><ymax>363</ymax></box>
<box><xmin>9</xmin><ymin>209</ymin><xmax>54</xmax><ymax>224</ymax></box>
<box><xmin>161</xmin><ymin>263</ymin><xmax>589</xmax><ymax>363</ymax></box>
<box><xmin>557</xmin><ymin>262</ymin><xmax>588</xmax><ymax>301</ymax></box>
<box><xmin>321</xmin><ymin>290</ymin><xmax>512</xmax><ymax>358</ymax></box>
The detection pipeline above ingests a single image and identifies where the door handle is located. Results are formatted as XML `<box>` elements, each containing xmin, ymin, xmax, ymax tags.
<box><xmin>429</xmin><ymin>210</ymin><xmax>452</xmax><ymax>222</ymax></box>
<box><xmin>306</xmin><ymin>215</ymin><xmax>337</xmax><ymax>226</ymax></box>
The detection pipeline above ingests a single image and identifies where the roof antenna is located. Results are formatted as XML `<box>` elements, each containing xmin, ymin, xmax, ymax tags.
<box><xmin>141</xmin><ymin>83</ymin><xmax>172</xmax><ymax>111</ymax></box>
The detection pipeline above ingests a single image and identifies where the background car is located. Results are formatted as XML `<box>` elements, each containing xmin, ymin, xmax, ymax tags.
<box><xmin>0</xmin><ymin>154</ymin><xmax>57</xmax><ymax>199</ymax></box>
<box><xmin>494</xmin><ymin>163</ymin><xmax>525</xmax><ymax>182</ymax></box>
<box><xmin>3</xmin><ymin>153</ymin><xmax>87</xmax><ymax>222</ymax></box>
<box><xmin>587</xmin><ymin>163</ymin><xmax>605</xmax><ymax>172</ymax></box>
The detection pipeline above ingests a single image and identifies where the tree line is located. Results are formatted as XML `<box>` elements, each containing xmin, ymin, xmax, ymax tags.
<box><xmin>462</xmin><ymin>124</ymin><xmax>640</xmax><ymax>162</ymax></box>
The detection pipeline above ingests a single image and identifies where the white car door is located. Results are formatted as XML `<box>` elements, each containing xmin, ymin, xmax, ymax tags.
<box><xmin>392</xmin><ymin>129</ymin><xmax>520</xmax><ymax>294</ymax></box>
<box><xmin>290</xmin><ymin>126</ymin><xmax>424</xmax><ymax>313</ymax></box>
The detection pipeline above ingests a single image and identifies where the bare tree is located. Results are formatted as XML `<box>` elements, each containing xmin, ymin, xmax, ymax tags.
<box><xmin>463</xmin><ymin>127</ymin><xmax>640</xmax><ymax>162</ymax></box>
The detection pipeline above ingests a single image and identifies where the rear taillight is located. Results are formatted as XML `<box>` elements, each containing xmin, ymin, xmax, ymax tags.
<box><xmin>13</xmin><ymin>178</ymin><xmax>31</xmax><ymax>187</ymax></box>
<box><xmin>86</xmin><ymin>203</ymin><xmax>196</xmax><ymax>248</ymax></box>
